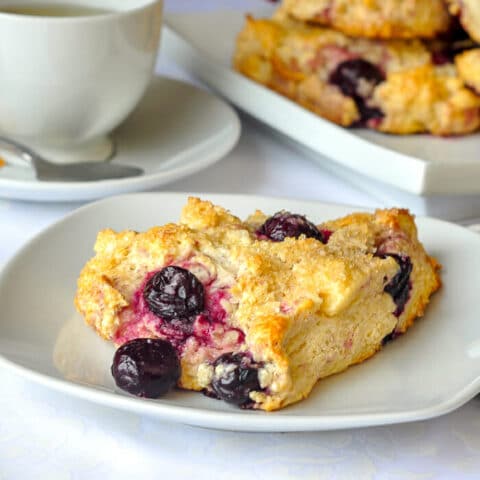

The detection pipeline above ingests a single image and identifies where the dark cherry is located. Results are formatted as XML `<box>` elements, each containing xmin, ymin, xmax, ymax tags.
<box><xmin>431</xmin><ymin>24</ymin><xmax>477</xmax><ymax>66</ymax></box>
<box><xmin>258</xmin><ymin>211</ymin><xmax>327</xmax><ymax>243</ymax></box>
<box><xmin>431</xmin><ymin>41</ymin><xmax>477</xmax><ymax>66</ymax></box>
<box><xmin>329</xmin><ymin>59</ymin><xmax>385</xmax><ymax>100</ymax></box>
<box><xmin>381</xmin><ymin>329</ymin><xmax>396</xmax><ymax>346</ymax></box>
<box><xmin>431</xmin><ymin>50</ymin><xmax>453</xmax><ymax>66</ymax></box>
<box><xmin>143</xmin><ymin>266</ymin><xmax>205</xmax><ymax>321</ymax></box>
<box><xmin>379</xmin><ymin>253</ymin><xmax>413</xmax><ymax>317</ymax></box>
<box><xmin>355</xmin><ymin>101</ymin><xmax>385</xmax><ymax>125</ymax></box>
<box><xmin>320</xmin><ymin>228</ymin><xmax>333</xmax><ymax>243</ymax></box>
<box><xmin>329</xmin><ymin>59</ymin><xmax>385</xmax><ymax>125</ymax></box>
<box><xmin>210</xmin><ymin>353</ymin><xmax>261</xmax><ymax>406</ymax></box>
<box><xmin>111</xmin><ymin>338</ymin><xmax>180</xmax><ymax>398</ymax></box>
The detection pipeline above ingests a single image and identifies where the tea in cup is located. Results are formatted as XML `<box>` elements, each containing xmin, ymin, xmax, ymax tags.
<box><xmin>0</xmin><ymin>0</ymin><xmax>163</xmax><ymax>163</ymax></box>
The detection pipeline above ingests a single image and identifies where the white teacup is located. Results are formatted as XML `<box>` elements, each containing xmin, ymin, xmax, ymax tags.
<box><xmin>0</xmin><ymin>0</ymin><xmax>163</xmax><ymax>163</ymax></box>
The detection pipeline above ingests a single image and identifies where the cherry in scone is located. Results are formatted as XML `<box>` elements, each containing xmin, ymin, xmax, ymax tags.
<box><xmin>111</xmin><ymin>338</ymin><xmax>180</xmax><ymax>398</ymax></box>
<box><xmin>258</xmin><ymin>211</ymin><xmax>328</xmax><ymax>243</ymax></box>
<box><xmin>383</xmin><ymin>254</ymin><xmax>413</xmax><ymax>317</ymax></box>
<box><xmin>143</xmin><ymin>266</ymin><xmax>205</xmax><ymax>321</ymax></box>
<box><xmin>376</xmin><ymin>252</ymin><xmax>413</xmax><ymax>317</ymax></box>
<box><xmin>329</xmin><ymin>59</ymin><xmax>385</xmax><ymax>99</ymax></box>
<box><xmin>329</xmin><ymin>59</ymin><xmax>385</xmax><ymax>123</ymax></box>
<box><xmin>430</xmin><ymin>27</ymin><xmax>475</xmax><ymax>66</ymax></box>
<box><xmin>210</xmin><ymin>353</ymin><xmax>261</xmax><ymax>406</ymax></box>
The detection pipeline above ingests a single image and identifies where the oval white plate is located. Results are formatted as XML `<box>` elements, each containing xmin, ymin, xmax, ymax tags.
<box><xmin>163</xmin><ymin>10</ymin><xmax>480</xmax><ymax>196</ymax></box>
<box><xmin>0</xmin><ymin>77</ymin><xmax>240</xmax><ymax>202</ymax></box>
<box><xmin>0</xmin><ymin>193</ymin><xmax>479</xmax><ymax>432</ymax></box>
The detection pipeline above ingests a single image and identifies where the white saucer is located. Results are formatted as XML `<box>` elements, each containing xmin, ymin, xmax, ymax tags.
<box><xmin>0</xmin><ymin>76</ymin><xmax>240</xmax><ymax>202</ymax></box>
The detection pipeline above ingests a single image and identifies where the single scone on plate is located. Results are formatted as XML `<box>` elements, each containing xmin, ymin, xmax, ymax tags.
<box><xmin>74</xmin><ymin>198</ymin><xmax>441</xmax><ymax>411</ymax></box>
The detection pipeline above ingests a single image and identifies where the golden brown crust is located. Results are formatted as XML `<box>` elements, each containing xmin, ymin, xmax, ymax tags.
<box><xmin>233</xmin><ymin>15</ymin><xmax>480</xmax><ymax>135</ymax></box>
<box><xmin>323</xmin><ymin>208</ymin><xmax>442</xmax><ymax>334</ymax></box>
<box><xmin>373</xmin><ymin>64</ymin><xmax>480</xmax><ymax>135</ymax></box>
<box><xmin>280</xmin><ymin>0</ymin><xmax>452</xmax><ymax>39</ymax></box>
<box><xmin>75</xmin><ymin>198</ymin><xmax>440</xmax><ymax>411</ymax></box>
<box><xmin>456</xmin><ymin>49</ymin><xmax>480</xmax><ymax>95</ymax></box>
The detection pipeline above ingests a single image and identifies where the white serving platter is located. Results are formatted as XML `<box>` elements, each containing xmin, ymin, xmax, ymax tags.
<box><xmin>162</xmin><ymin>10</ymin><xmax>480</xmax><ymax>198</ymax></box>
<box><xmin>0</xmin><ymin>193</ymin><xmax>479</xmax><ymax>432</ymax></box>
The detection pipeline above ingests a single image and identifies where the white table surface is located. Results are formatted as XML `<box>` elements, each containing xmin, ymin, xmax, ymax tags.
<box><xmin>1</xmin><ymin>1</ymin><xmax>480</xmax><ymax>478</ymax></box>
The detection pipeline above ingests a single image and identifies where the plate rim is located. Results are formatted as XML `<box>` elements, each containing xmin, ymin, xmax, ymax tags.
<box><xmin>1</xmin><ymin>191</ymin><xmax>480</xmax><ymax>432</ymax></box>
<box><xmin>1</xmin><ymin>352</ymin><xmax>479</xmax><ymax>433</ymax></box>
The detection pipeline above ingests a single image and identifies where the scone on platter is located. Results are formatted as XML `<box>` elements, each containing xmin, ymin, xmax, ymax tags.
<box><xmin>233</xmin><ymin>15</ymin><xmax>480</xmax><ymax>135</ymax></box>
<box><xmin>75</xmin><ymin>198</ymin><xmax>440</xmax><ymax>411</ymax></box>
<box><xmin>279</xmin><ymin>0</ymin><xmax>451</xmax><ymax>39</ymax></box>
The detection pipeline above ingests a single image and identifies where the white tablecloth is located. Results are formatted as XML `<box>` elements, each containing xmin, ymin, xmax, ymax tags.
<box><xmin>1</xmin><ymin>1</ymin><xmax>479</xmax><ymax>478</ymax></box>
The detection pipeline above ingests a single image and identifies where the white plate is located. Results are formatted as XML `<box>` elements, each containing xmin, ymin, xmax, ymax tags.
<box><xmin>163</xmin><ymin>10</ymin><xmax>480</xmax><ymax>196</ymax></box>
<box><xmin>1</xmin><ymin>193</ymin><xmax>480</xmax><ymax>432</ymax></box>
<box><xmin>0</xmin><ymin>77</ymin><xmax>240</xmax><ymax>202</ymax></box>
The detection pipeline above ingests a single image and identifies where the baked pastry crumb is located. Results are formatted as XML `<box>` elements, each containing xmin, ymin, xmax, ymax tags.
<box><xmin>75</xmin><ymin>198</ymin><xmax>441</xmax><ymax>411</ymax></box>
<box><xmin>280</xmin><ymin>0</ymin><xmax>452</xmax><ymax>39</ymax></box>
<box><xmin>456</xmin><ymin>48</ymin><xmax>480</xmax><ymax>95</ymax></box>
<box><xmin>233</xmin><ymin>15</ymin><xmax>480</xmax><ymax>135</ymax></box>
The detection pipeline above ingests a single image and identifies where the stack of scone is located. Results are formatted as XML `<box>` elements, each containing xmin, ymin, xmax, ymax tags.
<box><xmin>233</xmin><ymin>0</ymin><xmax>480</xmax><ymax>136</ymax></box>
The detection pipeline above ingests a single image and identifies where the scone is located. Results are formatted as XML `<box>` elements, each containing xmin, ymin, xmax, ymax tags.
<box><xmin>456</xmin><ymin>48</ymin><xmax>480</xmax><ymax>94</ymax></box>
<box><xmin>447</xmin><ymin>0</ymin><xmax>480</xmax><ymax>43</ymax></box>
<box><xmin>279</xmin><ymin>0</ymin><xmax>451</xmax><ymax>39</ymax></box>
<box><xmin>75</xmin><ymin>198</ymin><xmax>441</xmax><ymax>411</ymax></box>
<box><xmin>233</xmin><ymin>15</ymin><xmax>480</xmax><ymax>135</ymax></box>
